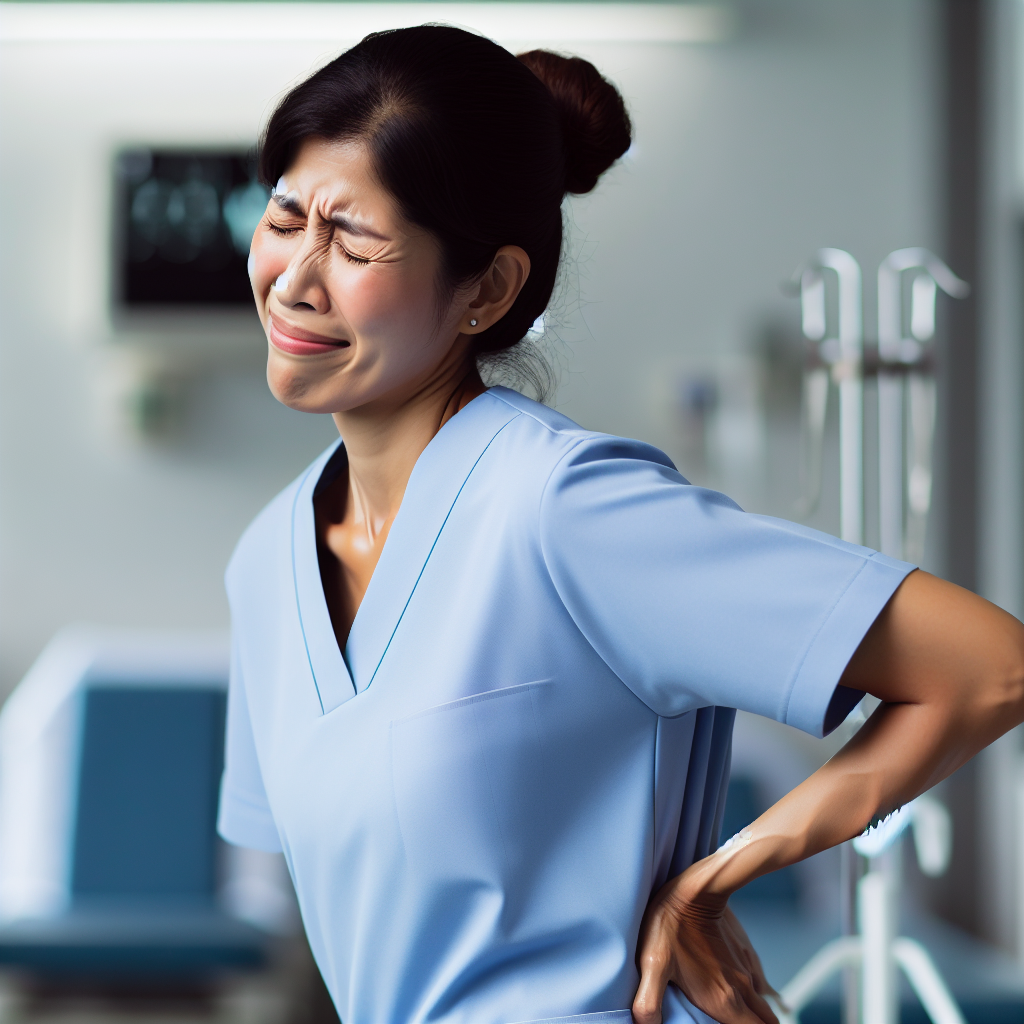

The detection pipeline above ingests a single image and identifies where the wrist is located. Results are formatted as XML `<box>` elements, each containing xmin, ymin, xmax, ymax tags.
<box><xmin>666</xmin><ymin>858</ymin><xmax>735</xmax><ymax>917</ymax></box>
<box><xmin>677</xmin><ymin>828</ymin><xmax>780</xmax><ymax>904</ymax></box>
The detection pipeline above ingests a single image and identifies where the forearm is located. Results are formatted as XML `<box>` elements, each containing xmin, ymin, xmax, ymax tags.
<box><xmin>687</xmin><ymin>572</ymin><xmax>1024</xmax><ymax>901</ymax></box>
<box><xmin>689</xmin><ymin>701</ymin><xmax>976</xmax><ymax>898</ymax></box>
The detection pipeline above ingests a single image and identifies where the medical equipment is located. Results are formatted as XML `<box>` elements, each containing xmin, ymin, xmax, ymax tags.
<box><xmin>776</xmin><ymin>797</ymin><xmax>961</xmax><ymax>1024</ymax></box>
<box><xmin>783</xmin><ymin>249</ymin><xmax>968</xmax><ymax>1023</ymax></box>
<box><xmin>795</xmin><ymin>249</ymin><xmax>864</xmax><ymax>544</ymax></box>
<box><xmin>0</xmin><ymin>628</ymin><xmax>290</xmax><ymax>990</ymax></box>
<box><xmin>876</xmin><ymin>250</ymin><xmax>970</xmax><ymax>563</ymax></box>
<box><xmin>792</xmin><ymin>247</ymin><xmax>968</xmax><ymax>557</ymax></box>
<box><xmin>115</xmin><ymin>148</ymin><xmax>268</xmax><ymax>311</ymax></box>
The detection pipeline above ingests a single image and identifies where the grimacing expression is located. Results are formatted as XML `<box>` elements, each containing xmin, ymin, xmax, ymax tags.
<box><xmin>250</xmin><ymin>138</ymin><xmax>473</xmax><ymax>414</ymax></box>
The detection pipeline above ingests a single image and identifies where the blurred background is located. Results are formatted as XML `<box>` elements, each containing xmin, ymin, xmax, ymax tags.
<box><xmin>0</xmin><ymin>1</ymin><xmax>1022</xmax><ymax>1022</ymax></box>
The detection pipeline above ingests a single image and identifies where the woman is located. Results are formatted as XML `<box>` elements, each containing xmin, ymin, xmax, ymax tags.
<box><xmin>217</xmin><ymin>25</ymin><xmax>1024</xmax><ymax>1024</ymax></box>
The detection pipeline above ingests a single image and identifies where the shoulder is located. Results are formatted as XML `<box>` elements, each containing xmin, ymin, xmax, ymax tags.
<box><xmin>466</xmin><ymin>389</ymin><xmax>698</xmax><ymax>555</ymax></box>
<box><xmin>483</xmin><ymin>386</ymin><xmax>678</xmax><ymax>481</ymax></box>
<box><xmin>225</xmin><ymin>440</ymin><xmax>341</xmax><ymax>598</ymax></box>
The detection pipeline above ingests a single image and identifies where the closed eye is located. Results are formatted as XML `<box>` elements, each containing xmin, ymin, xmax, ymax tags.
<box><xmin>339</xmin><ymin>246</ymin><xmax>372</xmax><ymax>266</ymax></box>
<box><xmin>265</xmin><ymin>216</ymin><xmax>375</xmax><ymax>264</ymax></box>
<box><xmin>265</xmin><ymin>219</ymin><xmax>302</xmax><ymax>237</ymax></box>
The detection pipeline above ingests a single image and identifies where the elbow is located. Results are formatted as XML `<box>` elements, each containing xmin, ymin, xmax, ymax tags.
<box><xmin>998</xmin><ymin>662</ymin><xmax>1024</xmax><ymax>727</ymax></box>
<box><xmin>980</xmin><ymin>625</ymin><xmax>1024</xmax><ymax>734</ymax></box>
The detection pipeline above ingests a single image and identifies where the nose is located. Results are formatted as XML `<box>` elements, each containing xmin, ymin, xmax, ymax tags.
<box><xmin>272</xmin><ymin>239</ymin><xmax>331</xmax><ymax>315</ymax></box>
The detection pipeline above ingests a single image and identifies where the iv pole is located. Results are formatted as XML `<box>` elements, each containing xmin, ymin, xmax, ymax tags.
<box><xmin>794</xmin><ymin>249</ymin><xmax>864</xmax><ymax>1024</ymax></box>
<box><xmin>779</xmin><ymin>249</ymin><xmax>968</xmax><ymax>1024</ymax></box>
<box><xmin>775</xmin><ymin>796</ymin><xmax>960</xmax><ymax>1024</ymax></box>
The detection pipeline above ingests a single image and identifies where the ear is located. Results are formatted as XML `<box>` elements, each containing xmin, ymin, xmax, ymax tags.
<box><xmin>459</xmin><ymin>246</ymin><xmax>531</xmax><ymax>335</ymax></box>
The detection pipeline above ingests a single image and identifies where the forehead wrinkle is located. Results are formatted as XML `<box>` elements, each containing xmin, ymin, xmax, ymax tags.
<box><xmin>284</xmin><ymin>228</ymin><xmax>333</xmax><ymax>282</ymax></box>
<box><xmin>311</xmin><ymin>220</ymin><xmax>336</xmax><ymax>272</ymax></box>
<box><xmin>314</xmin><ymin>191</ymin><xmax>388</xmax><ymax>240</ymax></box>
<box><xmin>314</xmin><ymin>219</ymin><xmax>334</xmax><ymax>251</ymax></box>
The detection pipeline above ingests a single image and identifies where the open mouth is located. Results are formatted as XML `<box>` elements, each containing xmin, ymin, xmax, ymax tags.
<box><xmin>269</xmin><ymin>317</ymin><xmax>351</xmax><ymax>356</ymax></box>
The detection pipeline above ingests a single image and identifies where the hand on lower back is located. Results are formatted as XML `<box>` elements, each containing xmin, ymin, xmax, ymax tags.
<box><xmin>631</xmin><ymin>867</ymin><xmax>779</xmax><ymax>1024</ymax></box>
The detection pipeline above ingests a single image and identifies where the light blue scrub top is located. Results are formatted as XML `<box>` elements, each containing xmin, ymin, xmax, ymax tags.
<box><xmin>218</xmin><ymin>387</ymin><xmax>913</xmax><ymax>1024</ymax></box>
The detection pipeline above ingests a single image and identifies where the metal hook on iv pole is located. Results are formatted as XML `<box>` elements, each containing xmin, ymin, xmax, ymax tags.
<box><xmin>793</xmin><ymin>248</ymin><xmax>863</xmax><ymax>544</ymax></box>
<box><xmin>877</xmin><ymin>249</ymin><xmax>968</xmax><ymax>560</ymax></box>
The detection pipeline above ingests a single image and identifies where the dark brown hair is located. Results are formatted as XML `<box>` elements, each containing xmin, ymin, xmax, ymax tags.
<box><xmin>259</xmin><ymin>25</ymin><xmax>631</xmax><ymax>355</ymax></box>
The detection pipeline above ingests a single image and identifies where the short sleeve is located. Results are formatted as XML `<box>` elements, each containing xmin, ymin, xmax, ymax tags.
<box><xmin>539</xmin><ymin>436</ymin><xmax>914</xmax><ymax>737</ymax></box>
<box><xmin>217</xmin><ymin>634</ymin><xmax>282</xmax><ymax>852</ymax></box>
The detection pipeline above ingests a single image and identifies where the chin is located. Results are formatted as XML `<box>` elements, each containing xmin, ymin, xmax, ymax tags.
<box><xmin>267</xmin><ymin>364</ymin><xmax>334</xmax><ymax>414</ymax></box>
<box><xmin>268</xmin><ymin>358</ymin><xmax>378</xmax><ymax>416</ymax></box>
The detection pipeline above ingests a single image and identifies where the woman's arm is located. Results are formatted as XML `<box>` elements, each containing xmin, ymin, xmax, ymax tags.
<box><xmin>632</xmin><ymin>569</ymin><xmax>1024</xmax><ymax>1024</ymax></box>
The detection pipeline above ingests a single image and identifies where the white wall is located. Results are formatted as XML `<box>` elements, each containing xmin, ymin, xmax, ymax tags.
<box><xmin>0</xmin><ymin>0</ymin><xmax>939</xmax><ymax>698</ymax></box>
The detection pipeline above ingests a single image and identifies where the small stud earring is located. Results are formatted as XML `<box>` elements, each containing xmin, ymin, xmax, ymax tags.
<box><xmin>469</xmin><ymin>319</ymin><xmax>478</xmax><ymax>327</ymax></box>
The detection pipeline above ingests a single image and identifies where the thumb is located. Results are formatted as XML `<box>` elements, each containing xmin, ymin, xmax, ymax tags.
<box><xmin>632</xmin><ymin>954</ymin><xmax>670</xmax><ymax>1024</ymax></box>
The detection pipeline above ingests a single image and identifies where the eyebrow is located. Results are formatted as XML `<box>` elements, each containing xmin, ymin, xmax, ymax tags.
<box><xmin>272</xmin><ymin>193</ymin><xmax>305</xmax><ymax>215</ymax></box>
<box><xmin>329</xmin><ymin>212</ymin><xmax>389</xmax><ymax>241</ymax></box>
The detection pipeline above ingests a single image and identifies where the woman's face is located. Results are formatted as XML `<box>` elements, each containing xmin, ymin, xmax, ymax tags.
<box><xmin>249</xmin><ymin>137</ymin><xmax>472</xmax><ymax>414</ymax></box>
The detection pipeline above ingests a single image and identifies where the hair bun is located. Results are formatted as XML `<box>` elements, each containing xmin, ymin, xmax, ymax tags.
<box><xmin>517</xmin><ymin>50</ymin><xmax>632</xmax><ymax>195</ymax></box>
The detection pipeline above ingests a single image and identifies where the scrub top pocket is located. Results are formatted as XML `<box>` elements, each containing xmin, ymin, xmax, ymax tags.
<box><xmin>390</xmin><ymin>681</ymin><xmax>553</xmax><ymax>890</ymax></box>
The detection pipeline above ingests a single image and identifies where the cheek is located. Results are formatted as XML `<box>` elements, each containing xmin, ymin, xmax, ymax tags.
<box><xmin>342</xmin><ymin>265</ymin><xmax>439</xmax><ymax>341</ymax></box>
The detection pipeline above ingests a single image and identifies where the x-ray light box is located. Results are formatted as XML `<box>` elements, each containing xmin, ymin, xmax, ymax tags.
<box><xmin>114</xmin><ymin>147</ymin><xmax>268</xmax><ymax>311</ymax></box>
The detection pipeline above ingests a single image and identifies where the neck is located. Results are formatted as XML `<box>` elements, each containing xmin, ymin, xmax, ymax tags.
<box><xmin>332</xmin><ymin>356</ymin><xmax>486</xmax><ymax>525</ymax></box>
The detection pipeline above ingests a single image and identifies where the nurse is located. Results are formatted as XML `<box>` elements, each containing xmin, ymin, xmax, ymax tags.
<box><xmin>217</xmin><ymin>24</ymin><xmax>1024</xmax><ymax>1024</ymax></box>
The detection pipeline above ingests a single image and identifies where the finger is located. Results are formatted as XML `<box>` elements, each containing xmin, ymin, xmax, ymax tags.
<box><xmin>734</xmin><ymin>941</ymin><xmax>776</xmax><ymax>999</ymax></box>
<box><xmin>720</xmin><ymin>912</ymin><xmax>779</xmax><ymax>1001</ymax></box>
<box><xmin>631</xmin><ymin>952</ymin><xmax>671</xmax><ymax>1024</ymax></box>
<box><xmin>749</xmin><ymin>959</ymin><xmax>782</xmax><ymax>1001</ymax></box>
<box><xmin>717</xmin><ymin>926</ymin><xmax>761</xmax><ymax>992</ymax></box>
<box><xmin>740</xmin><ymin>980</ymin><xmax>780</xmax><ymax>1024</ymax></box>
<box><xmin>746</xmin><ymin>950</ymin><xmax>781</xmax><ymax>1001</ymax></box>
<box><xmin>696</xmin><ymin>982</ymin><xmax>774</xmax><ymax>1024</ymax></box>
<box><xmin>722</xmin><ymin>926</ymin><xmax>750</xmax><ymax>971</ymax></box>
<box><xmin>721</xmin><ymin>909</ymin><xmax>756</xmax><ymax>967</ymax></box>
<box><xmin>766</xmin><ymin>993</ymin><xmax>794</xmax><ymax>1018</ymax></box>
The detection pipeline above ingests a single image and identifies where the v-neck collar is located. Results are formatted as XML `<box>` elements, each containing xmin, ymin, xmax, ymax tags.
<box><xmin>292</xmin><ymin>389</ymin><xmax>521</xmax><ymax>715</ymax></box>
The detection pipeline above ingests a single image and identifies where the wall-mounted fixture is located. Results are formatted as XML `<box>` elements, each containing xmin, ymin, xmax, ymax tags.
<box><xmin>110</xmin><ymin>147</ymin><xmax>268</xmax><ymax>368</ymax></box>
<box><xmin>115</xmin><ymin>148</ymin><xmax>265</xmax><ymax>312</ymax></box>
<box><xmin>101</xmin><ymin>147</ymin><xmax>270</xmax><ymax>438</ymax></box>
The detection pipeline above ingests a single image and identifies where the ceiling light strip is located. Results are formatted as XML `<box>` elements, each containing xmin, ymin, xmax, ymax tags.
<box><xmin>0</xmin><ymin>2</ymin><xmax>736</xmax><ymax>44</ymax></box>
